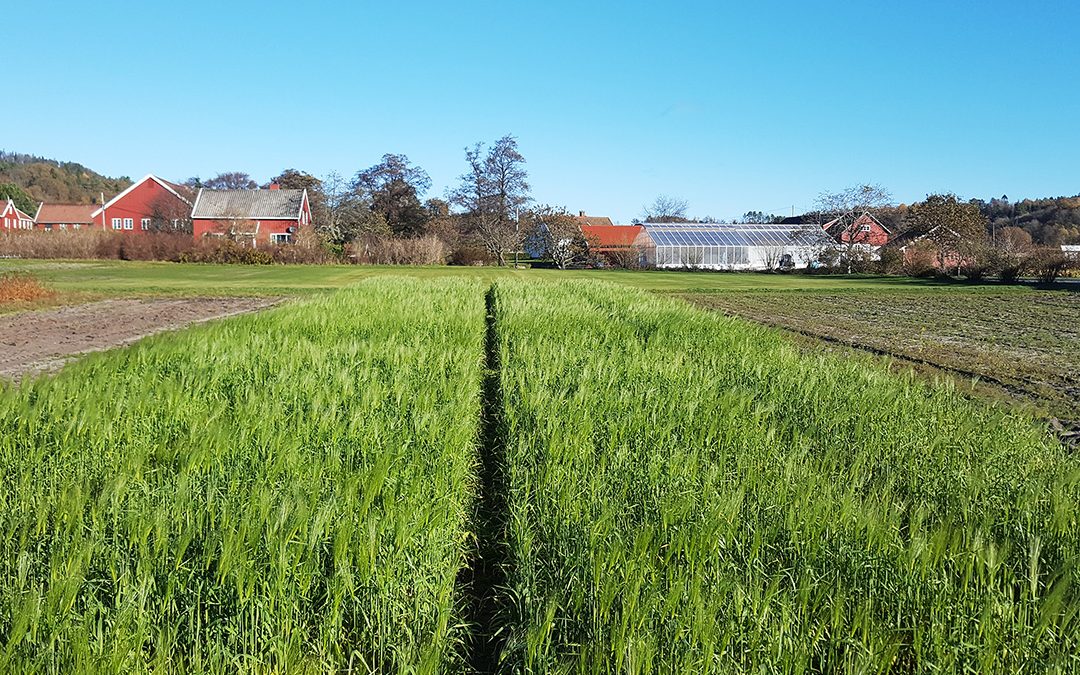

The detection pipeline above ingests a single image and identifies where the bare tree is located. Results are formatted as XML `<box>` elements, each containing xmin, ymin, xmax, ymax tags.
<box><xmin>760</xmin><ymin>245</ymin><xmax>787</xmax><ymax>270</ymax></box>
<box><xmin>527</xmin><ymin>205</ymin><xmax>588</xmax><ymax>269</ymax></box>
<box><xmin>200</xmin><ymin>207</ymin><xmax>261</xmax><ymax>247</ymax></box>
<box><xmin>319</xmin><ymin>171</ymin><xmax>386</xmax><ymax>244</ymax></box>
<box><xmin>147</xmin><ymin>191</ymin><xmax>193</xmax><ymax>233</ymax></box>
<box><xmin>815</xmin><ymin>183</ymin><xmax>892</xmax><ymax>272</ymax></box>
<box><xmin>449</xmin><ymin>135</ymin><xmax>531</xmax><ymax>266</ymax></box>
<box><xmin>642</xmin><ymin>195</ymin><xmax>690</xmax><ymax>223</ymax></box>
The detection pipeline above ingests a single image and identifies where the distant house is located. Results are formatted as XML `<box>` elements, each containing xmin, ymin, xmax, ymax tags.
<box><xmin>573</xmin><ymin>211</ymin><xmax>615</xmax><ymax>228</ymax></box>
<box><xmin>822</xmin><ymin>212</ymin><xmax>891</xmax><ymax>250</ymax></box>
<box><xmin>889</xmin><ymin>225</ymin><xmax>972</xmax><ymax>271</ymax></box>
<box><xmin>1063</xmin><ymin>245</ymin><xmax>1080</xmax><ymax>260</ymax></box>
<box><xmin>91</xmin><ymin>174</ymin><xmax>193</xmax><ymax>234</ymax></box>
<box><xmin>1</xmin><ymin>199</ymin><xmax>35</xmax><ymax>231</ymax></box>
<box><xmin>190</xmin><ymin>185</ymin><xmax>311</xmax><ymax>246</ymax></box>
<box><xmin>34</xmin><ymin>203</ymin><xmax>96</xmax><ymax>231</ymax></box>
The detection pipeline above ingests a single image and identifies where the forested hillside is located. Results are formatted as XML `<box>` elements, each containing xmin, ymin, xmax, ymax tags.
<box><xmin>973</xmin><ymin>195</ymin><xmax>1080</xmax><ymax>245</ymax></box>
<box><xmin>0</xmin><ymin>151</ymin><xmax>132</xmax><ymax>211</ymax></box>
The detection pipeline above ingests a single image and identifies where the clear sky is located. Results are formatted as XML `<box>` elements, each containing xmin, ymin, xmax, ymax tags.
<box><xmin>5</xmin><ymin>1</ymin><xmax>1078</xmax><ymax>222</ymax></box>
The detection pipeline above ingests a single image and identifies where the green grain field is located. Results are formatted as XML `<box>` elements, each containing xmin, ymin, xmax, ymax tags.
<box><xmin>1</xmin><ymin>276</ymin><xmax>1077</xmax><ymax>673</ymax></box>
<box><xmin>0</xmin><ymin>279</ymin><xmax>485</xmax><ymax>673</ymax></box>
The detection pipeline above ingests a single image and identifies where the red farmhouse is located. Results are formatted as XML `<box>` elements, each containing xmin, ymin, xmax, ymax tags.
<box><xmin>1</xmin><ymin>199</ymin><xmax>35</xmax><ymax>231</ymax></box>
<box><xmin>190</xmin><ymin>186</ymin><xmax>311</xmax><ymax>246</ymax></box>
<box><xmin>822</xmin><ymin>211</ymin><xmax>891</xmax><ymax>249</ymax></box>
<box><xmin>91</xmin><ymin>174</ymin><xmax>193</xmax><ymax>234</ymax></box>
<box><xmin>34</xmin><ymin>203</ymin><xmax>96</xmax><ymax>231</ymax></box>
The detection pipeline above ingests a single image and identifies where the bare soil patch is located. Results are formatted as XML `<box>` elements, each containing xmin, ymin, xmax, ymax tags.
<box><xmin>0</xmin><ymin>297</ymin><xmax>280</xmax><ymax>381</ymax></box>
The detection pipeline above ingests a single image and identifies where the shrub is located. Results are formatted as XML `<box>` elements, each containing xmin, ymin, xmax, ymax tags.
<box><xmin>349</xmin><ymin>234</ymin><xmax>450</xmax><ymax>265</ymax></box>
<box><xmin>902</xmin><ymin>240</ymin><xmax>939</xmax><ymax>277</ymax></box>
<box><xmin>0</xmin><ymin>272</ymin><xmax>55</xmax><ymax>303</ymax></box>
<box><xmin>449</xmin><ymin>245</ymin><xmax>494</xmax><ymax>266</ymax></box>
<box><xmin>0</xmin><ymin>230</ymin><xmax>112</xmax><ymax>259</ymax></box>
<box><xmin>1025</xmin><ymin>247</ymin><xmax>1073</xmax><ymax>284</ymax></box>
<box><xmin>178</xmin><ymin>238</ymin><xmax>274</xmax><ymax>264</ymax></box>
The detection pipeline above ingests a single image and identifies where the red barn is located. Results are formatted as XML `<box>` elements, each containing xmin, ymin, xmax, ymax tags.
<box><xmin>822</xmin><ymin>212</ymin><xmax>891</xmax><ymax>249</ymax></box>
<box><xmin>190</xmin><ymin>186</ymin><xmax>311</xmax><ymax>246</ymax></box>
<box><xmin>90</xmin><ymin>174</ymin><xmax>193</xmax><ymax>234</ymax></box>
<box><xmin>34</xmin><ymin>203</ymin><xmax>96</xmax><ymax>231</ymax></box>
<box><xmin>1</xmin><ymin>199</ymin><xmax>35</xmax><ymax>231</ymax></box>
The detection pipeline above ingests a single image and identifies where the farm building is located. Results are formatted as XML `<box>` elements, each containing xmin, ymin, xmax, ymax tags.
<box><xmin>1</xmin><ymin>199</ymin><xmax>35</xmax><ymax>230</ymax></box>
<box><xmin>637</xmin><ymin>222</ymin><xmax>834</xmax><ymax>270</ymax></box>
<box><xmin>573</xmin><ymin>211</ymin><xmax>614</xmax><ymax>228</ymax></box>
<box><xmin>1062</xmin><ymin>245</ymin><xmax>1080</xmax><ymax>260</ymax></box>
<box><xmin>191</xmin><ymin>185</ymin><xmax>311</xmax><ymax>246</ymax></box>
<box><xmin>888</xmin><ymin>226</ymin><xmax>973</xmax><ymax>272</ymax></box>
<box><xmin>581</xmin><ymin>222</ymin><xmax>644</xmax><ymax>266</ymax></box>
<box><xmin>91</xmin><ymin>174</ymin><xmax>193</xmax><ymax>234</ymax></box>
<box><xmin>34</xmin><ymin>203</ymin><xmax>96</xmax><ymax>231</ymax></box>
<box><xmin>822</xmin><ymin>212</ymin><xmax>892</xmax><ymax>251</ymax></box>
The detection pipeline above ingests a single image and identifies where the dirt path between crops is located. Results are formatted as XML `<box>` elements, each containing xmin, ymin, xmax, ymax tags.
<box><xmin>0</xmin><ymin>297</ymin><xmax>281</xmax><ymax>382</ymax></box>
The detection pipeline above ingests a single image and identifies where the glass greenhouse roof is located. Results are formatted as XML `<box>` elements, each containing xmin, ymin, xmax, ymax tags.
<box><xmin>645</xmin><ymin>223</ymin><xmax>833</xmax><ymax>247</ymax></box>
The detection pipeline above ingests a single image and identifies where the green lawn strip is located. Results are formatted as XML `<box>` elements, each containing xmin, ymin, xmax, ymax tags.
<box><xmin>0</xmin><ymin>278</ymin><xmax>485</xmax><ymax>673</ymax></box>
<box><xmin>0</xmin><ymin>258</ymin><xmax>995</xmax><ymax>298</ymax></box>
<box><xmin>495</xmin><ymin>280</ymin><xmax>1080</xmax><ymax>672</ymax></box>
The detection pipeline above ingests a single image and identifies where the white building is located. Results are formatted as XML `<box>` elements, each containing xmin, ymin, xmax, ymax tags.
<box><xmin>636</xmin><ymin>222</ymin><xmax>835</xmax><ymax>271</ymax></box>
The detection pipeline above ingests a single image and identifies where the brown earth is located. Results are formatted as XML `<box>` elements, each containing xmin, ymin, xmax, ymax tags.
<box><xmin>0</xmin><ymin>297</ymin><xmax>280</xmax><ymax>382</ymax></box>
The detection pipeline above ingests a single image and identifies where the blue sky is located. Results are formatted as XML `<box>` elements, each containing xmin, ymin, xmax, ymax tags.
<box><xmin>5</xmin><ymin>1</ymin><xmax>1078</xmax><ymax>222</ymax></box>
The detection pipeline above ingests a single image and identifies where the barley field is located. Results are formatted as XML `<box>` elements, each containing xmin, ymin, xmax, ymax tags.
<box><xmin>494</xmin><ymin>280</ymin><xmax>1080</xmax><ymax>673</ymax></box>
<box><xmin>0</xmin><ymin>279</ymin><xmax>485</xmax><ymax>673</ymax></box>
<box><xmin>1</xmin><ymin>277</ymin><xmax>1077</xmax><ymax>673</ymax></box>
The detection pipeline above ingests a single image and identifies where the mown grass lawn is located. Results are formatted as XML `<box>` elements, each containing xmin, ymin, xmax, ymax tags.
<box><xmin>0</xmin><ymin>258</ymin><xmax>972</xmax><ymax>297</ymax></box>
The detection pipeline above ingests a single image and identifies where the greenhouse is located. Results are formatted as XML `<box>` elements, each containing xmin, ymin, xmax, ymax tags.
<box><xmin>637</xmin><ymin>222</ymin><xmax>835</xmax><ymax>270</ymax></box>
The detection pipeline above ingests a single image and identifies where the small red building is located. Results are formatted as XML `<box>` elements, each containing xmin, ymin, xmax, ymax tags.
<box><xmin>90</xmin><ymin>174</ymin><xmax>193</xmax><ymax>234</ymax></box>
<box><xmin>190</xmin><ymin>185</ymin><xmax>311</xmax><ymax>246</ymax></box>
<box><xmin>34</xmin><ymin>203</ymin><xmax>97</xmax><ymax>231</ymax></box>
<box><xmin>822</xmin><ymin>212</ymin><xmax>891</xmax><ymax>248</ymax></box>
<box><xmin>577</xmin><ymin>211</ymin><xmax>645</xmax><ymax>266</ymax></box>
<box><xmin>1</xmin><ymin>199</ymin><xmax>35</xmax><ymax>231</ymax></box>
<box><xmin>581</xmin><ymin>224</ymin><xmax>644</xmax><ymax>253</ymax></box>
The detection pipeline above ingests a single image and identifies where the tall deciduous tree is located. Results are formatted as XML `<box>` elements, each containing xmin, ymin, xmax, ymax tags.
<box><xmin>352</xmin><ymin>154</ymin><xmax>431</xmax><ymax>237</ymax></box>
<box><xmin>318</xmin><ymin>171</ymin><xmax>385</xmax><ymax>245</ymax></box>
<box><xmin>449</xmin><ymin>135</ymin><xmax>531</xmax><ymax>266</ymax></box>
<box><xmin>906</xmin><ymin>193</ymin><xmax>988</xmax><ymax>274</ymax></box>
<box><xmin>642</xmin><ymin>195</ymin><xmax>689</xmax><ymax>223</ymax></box>
<box><xmin>203</xmin><ymin>172</ymin><xmax>258</xmax><ymax>190</ymax></box>
<box><xmin>268</xmin><ymin>169</ymin><xmax>326</xmax><ymax>227</ymax></box>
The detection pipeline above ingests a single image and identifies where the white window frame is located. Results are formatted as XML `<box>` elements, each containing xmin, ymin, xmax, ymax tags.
<box><xmin>112</xmin><ymin>217</ymin><xmax>122</xmax><ymax>230</ymax></box>
<box><xmin>123</xmin><ymin>218</ymin><xmax>134</xmax><ymax>230</ymax></box>
<box><xmin>141</xmin><ymin>218</ymin><xmax>151</xmax><ymax>230</ymax></box>
<box><xmin>270</xmin><ymin>232</ymin><xmax>292</xmax><ymax>244</ymax></box>
<box><xmin>860</xmin><ymin>224</ymin><xmax>872</xmax><ymax>233</ymax></box>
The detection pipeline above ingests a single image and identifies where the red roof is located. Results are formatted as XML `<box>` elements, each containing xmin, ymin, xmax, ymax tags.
<box><xmin>582</xmin><ymin>224</ymin><xmax>644</xmax><ymax>250</ymax></box>
<box><xmin>35</xmin><ymin>203</ymin><xmax>97</xmax><ymax>224</ymax></box>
